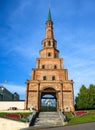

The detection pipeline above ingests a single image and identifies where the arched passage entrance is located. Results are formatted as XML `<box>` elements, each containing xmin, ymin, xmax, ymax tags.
<box><xmin>40</xmin><ymin>87</ymin><xmax>57</xmax><ymax>112</ymax></box>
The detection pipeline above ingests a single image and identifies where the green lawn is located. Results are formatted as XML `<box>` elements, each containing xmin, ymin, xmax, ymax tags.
<box><xmin>1</xmin><ymin>110</ymin><xmax>95</xmax><ymax>125</ymax></box>
<box><xmin>65</xmin><ymin>110</ymin><xmax>95</xmax><ymax>125</ymax></box>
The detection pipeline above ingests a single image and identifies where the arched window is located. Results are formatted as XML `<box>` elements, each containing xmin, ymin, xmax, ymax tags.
<box><xmin>48</xmin><ymin>52</ymin><xmax>51</xmax><ymax>57</ymax></box>
<box><xmin>43</xmin><ymin>76</ymin><xmax>46</xmax><ymax>80</ymax></box>
<box><xmin>52</xmin><ymin>76</ymin><xmax>55</xmax><ymax>80</ymax></box>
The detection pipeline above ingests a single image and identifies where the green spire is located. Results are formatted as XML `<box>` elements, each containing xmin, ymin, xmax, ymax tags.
<box><xmin>48</xmin><ymin>8</ymin><xmax>52</xmax><ymax>21</ymax></box>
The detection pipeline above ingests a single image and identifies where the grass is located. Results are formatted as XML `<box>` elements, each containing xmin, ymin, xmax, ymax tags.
<box><xmin>0</xmin><ymin>112</ymin><xmax>32</xmax><ymax>122</ymax></box>
<box><xmin>1</xmin><ymin>110</ymin><xmax>95</xmax><ymax>125</ymax></box>
<box><xmin>65</xmin><ymin>110</ymin><xmax>95</xmax><ymax>125</ymax></box>
<box><xmin>0</xmin><ymin>112</ymin><xmax>7</xmax><ymax>116</ymax></box>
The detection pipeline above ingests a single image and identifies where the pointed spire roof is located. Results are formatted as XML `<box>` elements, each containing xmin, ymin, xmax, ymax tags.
<box><xmin>48</xmin><ymin>8</ymin><xmax>52</xmax><ymax>21</ymax></box>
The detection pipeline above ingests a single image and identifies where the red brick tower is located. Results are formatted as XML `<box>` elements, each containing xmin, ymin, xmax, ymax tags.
<box><xmin>25</xmin><ymin>9</ymin><xmax>74</xmax><ymax>112</ymax></box>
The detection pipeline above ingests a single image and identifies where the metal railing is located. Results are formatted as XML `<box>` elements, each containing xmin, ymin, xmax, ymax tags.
<box><xmin>27</xmin><ymin>110</ymin><xmax>39</xmax><ymax>127</ymax></box>
<box><xmin>58</xmin><ymin>109</ymin><xmax>66</xmax><ymax>126</ymax></box>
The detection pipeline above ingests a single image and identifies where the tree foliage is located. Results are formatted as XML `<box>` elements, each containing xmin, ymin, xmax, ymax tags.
<box><xmin>75</xmin><ymin>84</ymin><xmax>95</xmax><ymax>110</ymax></box>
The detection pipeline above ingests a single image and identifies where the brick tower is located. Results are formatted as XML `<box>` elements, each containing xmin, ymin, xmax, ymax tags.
<box><xmin>25</xmin><ymin>9</ymin><xmax>74</xmax><ymax>112</ymax></box>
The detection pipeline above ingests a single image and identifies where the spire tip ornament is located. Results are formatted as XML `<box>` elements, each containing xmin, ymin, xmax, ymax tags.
<box><xmin>48</xmin><ymin>8</ymin><xmax>52</xmax><ymax>21</ymax></box>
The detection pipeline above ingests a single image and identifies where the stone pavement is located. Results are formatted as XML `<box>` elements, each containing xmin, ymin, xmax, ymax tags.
<box><xmin>33</xmin><ymin>112</ymin><xmax>64</xmax><ymax>127</ymax></box>
<box><xmin>0</xmin><ymin>117</ymin><xmax>28</xmax><ymax>130</ymax></box>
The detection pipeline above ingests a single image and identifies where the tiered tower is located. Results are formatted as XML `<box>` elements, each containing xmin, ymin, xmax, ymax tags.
<box><xmin>25</xmin><ymin>9</ymin><xmax>74</xmax><ymax>112</ymax></box>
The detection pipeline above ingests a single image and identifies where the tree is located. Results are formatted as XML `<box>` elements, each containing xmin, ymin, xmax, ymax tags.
<box><xmin>76</xmin><ymin>85</ymin><xmax>89</xmax><ymax>110</ymax></box>
<box><xmin>75</xmin><ymin>84</ymin><xmax>95</xmax><ymax>110</ymax></box>
<box><xmin>88</xmin><ymin>84</ymin><xmax>95</xmax><ymax>109</ymax></box>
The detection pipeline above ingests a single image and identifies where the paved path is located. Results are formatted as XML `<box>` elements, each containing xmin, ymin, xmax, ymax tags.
<box><xmin>0</xmin><ymin>117</ymin><xmax>28</xmax><ymax>130</ymax></box>
<box><xmin>21</xmin><ymin>122</ymin><xmax>95</xmax><ymax>130</ymax></box>
<box><xmin>43</xmin><ymin>122</ymin><xmax>95</xmax><ymax>130</ymax></box>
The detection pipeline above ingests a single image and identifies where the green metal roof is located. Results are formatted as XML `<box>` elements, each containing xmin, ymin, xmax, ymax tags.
<box><xmin>48</xmin><ymin>9</ymin><xmax>52</xmax><ymax>21</ymax></box>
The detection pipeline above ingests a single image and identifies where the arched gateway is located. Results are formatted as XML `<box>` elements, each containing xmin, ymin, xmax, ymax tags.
<box><xmin>25</xmin><ymin>10</ymin><xmax>75</xmax><ymax>113</ymax></box>
<box><xmin>41</xmin><ymin>87</ymin><xmax>57</xmax><ymax>111</ymax></box>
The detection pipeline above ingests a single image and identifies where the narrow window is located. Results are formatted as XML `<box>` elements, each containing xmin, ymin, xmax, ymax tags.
<box><xmin>54</xmin><ymin>53</ymin><xmax>57</xmax><ymax>58</ymax></box>
<box><xmin>48</xmin><ymin>41</ymin><xmax>51</xmax><ymax>46</ymax></box>
<box><xmin>54</xmin><ymin>65</ymin><xmax>57</xmax><ymax>69</ymax></box>
<box><xmin>53</xmin><ymin>43</ymin><xmax>54</xmax><ymax>47</ymax></box>
<box><xmin>48</xmin><ymin>52</ymin><xmax>51</xmax><ymax>57</ymax></box>
<box><xmin>52</xmin><ymin>76</ymin><xmax>55</xmax><ymax>80</ymax></box>
<box><xmin>42</xmin><ymin>65</ymin><xmax>45</xmax><ymax>69</ymax></box>
<box><xmin>44</xmin><ymin>42</ymin><xmax>46</xmax><ymax>47</ymax></box>
<box><xmin>43</xmin><ymin>76</ymin><xmax>46</xmax><ymax>80</ymax></box>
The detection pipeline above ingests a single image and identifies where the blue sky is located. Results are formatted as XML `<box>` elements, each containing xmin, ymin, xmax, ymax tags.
<box><xmin>0</xmin><ymin>0</ymin><xmax>95</xmax><ymax>100</ymax></box>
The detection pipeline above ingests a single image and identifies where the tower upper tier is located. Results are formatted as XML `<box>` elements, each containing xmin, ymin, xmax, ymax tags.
<box><xmin>40</xmin><ymin>9</ymin><xmax>59</xmax><ymax>58</ymax></box>
<box><xmin>45</xmin><ymin>9</ymin><xmax>54</xmax><ymax>39</ymax></box>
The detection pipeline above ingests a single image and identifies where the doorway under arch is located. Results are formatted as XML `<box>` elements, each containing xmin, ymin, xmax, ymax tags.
<box><xmin>40</xmin><ymin>87</ymin><xmax>57</xmax><ymax>112</ymax></box>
